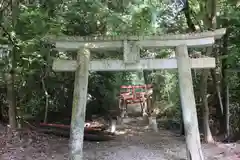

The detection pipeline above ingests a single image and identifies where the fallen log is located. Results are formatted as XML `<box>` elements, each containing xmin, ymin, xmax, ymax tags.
<box><xmin>36</xmin><ymin>126</ymin><xmax>115</xmax><ymax>141</ymax></box>
<box><xmin>39</xmin><ymin>122</ymin><xmax>108</xmax><ymax>131</ymax></box>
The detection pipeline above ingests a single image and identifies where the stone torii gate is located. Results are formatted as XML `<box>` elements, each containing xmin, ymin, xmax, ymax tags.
<box><xmin>47</xmin><ymin>28</ymin><xmax>226</xmax><ymax>160</ymax></box>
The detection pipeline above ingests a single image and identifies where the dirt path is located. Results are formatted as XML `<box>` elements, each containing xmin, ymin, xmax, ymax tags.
<box><xmin>1</xmin><ymin>118</ymin><xmax>240</xmax><ymax>160</ymax></box>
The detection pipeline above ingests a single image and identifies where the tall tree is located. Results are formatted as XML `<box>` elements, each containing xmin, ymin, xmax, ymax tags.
<box><xmin>199</xmin><ymin>0</ymin><xmax>217</xmax><ymax>143</ymax></box>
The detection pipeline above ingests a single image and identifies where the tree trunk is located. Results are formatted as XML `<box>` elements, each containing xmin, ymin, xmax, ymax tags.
<box><xmin>200</xmin><ymin>69</ymin><xmax>214</xmax><ymax>143</ymax></box>
<box><xmin>42</xmin><ymin>44</ymin><xmax>51</xmax><ymax>124</ymax></box>
<box><xmin>69</xmin><ymin>48</ymin><xmax>90</xmax><ymax>160</ymax></box>
<box><xmin>224</xmin><ymin>81</ymin><xmax>230</xmax><ymax>139</ymax></box>
<box><xmin>220</xmin><ymin>19</ymin><xmax>230</xmax><ymax>136</ymax></box>
<box><xmin>184</xmin><ymin>0</ymin><xmax>196</xmax><ymax>32</ymax></box>
<box><xmin>142</xmin><ymin>97</ymin><xmax>149</xmax><ymax>124</ymax></box>
<box><xmin>5</xmin><ymin>73</ymin><xmax>17</xmax><ymax>129</ymax></box>
<box><xmin>0</xmin><ymin>106</ymin><xmax>2</xmax><ymax>122</ymax></box>
<box><xmin>144</xmin><ymin>70</ymin><xmax>160</xmax><ymax>131</ymax></box>
<box><xmin>210</xmin><ymin>69</ymin><xmax>223</xmax><ymax>115</ymax></box>
<box><xmin>176</xmin><ymin>45</ymin><xmax>204</xmax><ymax>160</ymax></box>
<box><xmin>42</xmin><ymin>78</ymin><xmax>49</xmax><ymax>124</ymax></box>
<box><xmin>199</xmin><ymin>0</ymin><xmax>217</xmax><ymax>143</ymax></box>
<box><xmin>0</xmin><ymin>92</ymin><xmax>3</xmax><ymax>121</ymax></box>
<box><xmin>5</xmin><ymin>0</ymin><xmax>20</xmax><ymax>130</ymax></box>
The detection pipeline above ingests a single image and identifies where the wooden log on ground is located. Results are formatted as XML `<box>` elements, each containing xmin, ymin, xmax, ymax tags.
<box><xmin>36</xmin><ymin>127</ymin><xmax>115</xmax><ymax>141</ymax></box>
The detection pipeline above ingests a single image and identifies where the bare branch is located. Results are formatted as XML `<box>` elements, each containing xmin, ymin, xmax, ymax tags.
<box><xmin>0</xmin><ymin>23</ymin><xmax>16</xmax><ymax>45</ymax></box>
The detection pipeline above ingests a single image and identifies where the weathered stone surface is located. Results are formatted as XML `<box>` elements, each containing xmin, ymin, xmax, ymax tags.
<box><xmin>45</xmin><ymin>28</ymin><xmax>226</xmax><ymax>42</ymax></box>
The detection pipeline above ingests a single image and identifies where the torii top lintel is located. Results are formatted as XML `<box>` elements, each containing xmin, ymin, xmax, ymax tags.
<box><xmin>45</xmin><ymin>28</ymin><xmax>226</xmax><ymax>51</ymax></box>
